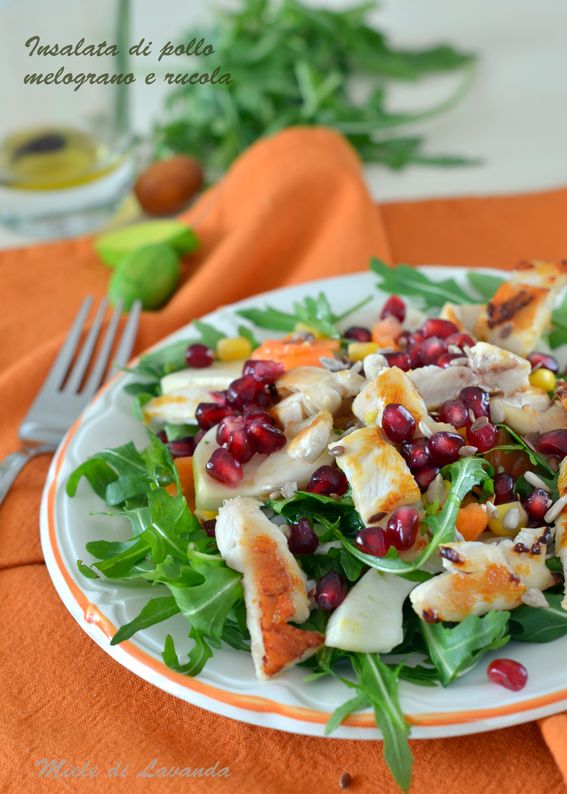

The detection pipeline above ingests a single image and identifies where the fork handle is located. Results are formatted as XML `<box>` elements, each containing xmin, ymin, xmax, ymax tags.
<box><xmin>0</xmin><ymin>445</ymin><xmax>55</xmax><ymax>506</ymax></box>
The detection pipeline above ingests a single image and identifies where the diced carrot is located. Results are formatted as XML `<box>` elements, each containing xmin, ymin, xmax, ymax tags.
<box><xmin>455</xmin><ymin>502</ymin><xmax>489</xmax><ymax>541</ymax></box>
<box><xmin>165</xmin><ymin>456</ymin><xmax>195</xmax><ymax>511</ymax></box>
<box><xmin>371</xmin><ymin>316</ymin><xmax>402</xmax><ymax>348</ymax></box>
<box><xmin>251</xmin><ymin>336</ymin><xmax>340</xmax><ymax>370</ymax></box>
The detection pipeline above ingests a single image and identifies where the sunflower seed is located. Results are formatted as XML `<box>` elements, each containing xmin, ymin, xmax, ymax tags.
<box><xmin>448</xmin><ymin>356</ymin><xmax>469</xmax><ymax>367</ymax></box>
<box><xmin>490</xmin><ymin>399</ymin><xmax>505</xmax><ymax>424</ymax></box>
<box><xmin>544</xmin><ymin>495</ymin><xmax>567</xmax><ymax>524</ymax></box>
<box><xmin>329</xmin><ymin>445</ymin><xmax>345</xmax><ymax>457</ymax></box>
<box><xmin>471</xmin><ymin>416</ymin><xmax>490</xmax><ymax>431</ymax></box>
<box><xmin>459</xmin><ymin>445</ymin><xmax>478</xmax><ymax>457</ymax></box>
<box><xmin>503</xmin><ymin>506</ymin><xmax>521</xmax><ymax>531</ymax></box>
<box><xmin>419</xmin><ymin>420</ymin><xmax>433</xmax><ymax>438</ymax></box>
<box><xmin>426</xmin><ymin>473</ymin><xmax>446</xmax><ymax>504</ymax></box>
<box><xmin>521</xmin><ymin>588</ymin><xmax>549</xmax><ymax>608</ymax></box>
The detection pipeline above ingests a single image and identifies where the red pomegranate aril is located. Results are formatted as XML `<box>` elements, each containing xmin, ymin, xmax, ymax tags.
<box><xmin>355</xmin><ymin>526</ymin><xmax>390</xmax><ymax>557</ymax></box>
<box><xmin>409</xmin><ymin>343</ymin><xmax>424</xmax><ymax>369</ymax></box>
<box><xmin>202</xmin><ymin>519</ymin><xmax>217</xmax><ymax>537</ymax></box>
<box><xmin>421</xmin><ymin>318</ymin><xmax>459</xmax><ymax>340</ymax></box>
<box><xmin>288</xmin><ymin>518</ymin><xmax>319</xmax><ymax>555</ymax></box>
<box><xmin>156</xmin><ymin>430</ymin><xmax>168</xmax><ymax>443</ymax></box>
<box><xmin>493</xmin><ymin>472</ymin><xmax>515</xmax><ymax>505</ymax></box>
<box><xmin>344</xmin><ymin>326</ymin><xmax>372</xmax><ymax>343</ymax></box>
<box><xmin>487</xmin><ymin>658</ymin><xmax>528</xmax><ymax>691</ymax></box>
<box><xmin>167</xmin><ymin>436</ymin><xmax>196</xmax><ymax>458</ymax></box>
<box><xmin>536</xmin><ymin>429</ymin><xmax>567</xmax><ymax>459</ymax></box>
<box><xmin>401</xmin><ymin>438</ymin><xmax>431</xmax><ymax>470</ymax></box>
<box><xmin>195</xmin><ymin>402</ymin><xmax>236</xmax><ymax>431</ymax></box>
<box><xmin>216</xmin><ymin>415</ymin><xmax>241</xmax><ymax>445</ymax></box>
<box><xmin>382</xmin><ymin>403</ymin><xmax>416</xmax><ymax>443</ymax></box>
<box><xmin>210</xmin><ymin>389</ymin><xmax>228</xmax><ymax>406</ymax></box>
<box><xmin>242</xmin><ymin>359</ymin><xmax>284</xmax><ymax>383</ymax></box>
<box><xmin>439</xmin><ymin>399</ymin><xmax>470</xmax><ymax>429</ymax></box>
<box><xmin>523</xmin><ymin>488</ymin><xmax>552</xmax><ymax>521</ymax></box>
<box><xmin>420</xmin><ymin>336</ymin><xmax>448</xmax><ymax>365</ymax></box>
<box><xmin>430</xmin><ymin>431</ymin><xmax>465</xmax><ymax>465</ymax></box>
<box><xmin>466</xmin><ymin>419</ymin><xmax>498</xmax><ymax>452</ymax></box>
<box><xmin>227</xmin><ymin>375</ymin><xmax>261</xmax><ymax>408</ymax></box>
<box><xmin>459</xmin><ymin>386</ymin><xmax>490</xmax><ymax>419</ymax></box>
<box><xmin>436</xmin><ymin>353</ymin><xmax>463</xmax><ymax>368</ymax></box>
<box><xmin>384</xmin><ymin>351</ymin><xmax>412</xmax><ymax>372</ymax></box>
<box><xmin>243</xmin><ymin>407</ymin><xmax>274</xmax><ymax>427</ymax></box>
<box><xmin>220</xmin><ymin>417</ymin><xmax>254</xmax><ymax>463</ymax></box>
<box><xmin>315</xmin><ymin>572</ymin><xmax>348</xmax><ymax>611</ymax></box>
<box><xmin>386</xmin><ymin>506</ymin><xmax>420</xmax><ymax>550</ymax></box>
<box><xmin>206</xmin><ymin>448</ymin><xmax>243</xmax><ymax>486</ymax></box>
<box><xmin>380</xmin><ymin>295</ymin><xmax>406</xmax><ymax>322</ymax></box>
<box><xmin>247</xmin><ymin>422</ymin><xmax>286</xmax><ymax>454</ymax></box>
<box><xmin>307</xmin><ymin>465</ymin><xmax>348</xmax><ymax>497</ymax></box>
<box><xmin>446</xmin><ymin>332</ymin><xmax>476</xmax><ymax>349</ymax></box>
<box><xmin>186</xmin><ymin>343</ymin><xmax>214</xmax><ymax>368</ymax></box>
<box><xmin>413</xmin><ymin>465</ymin><xmax>440</xmax><ymax>491</ymax></box>
<box><xmin>527</xmin><ymin>351</ymin><xmax>560</xmax><ymax>373</ymax></box>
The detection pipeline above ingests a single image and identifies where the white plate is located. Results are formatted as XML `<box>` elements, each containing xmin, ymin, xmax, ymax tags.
<box><xmin>40</xmin><ymin>267</ymin><xmax>567</xmax><ymax>740</ymax></box>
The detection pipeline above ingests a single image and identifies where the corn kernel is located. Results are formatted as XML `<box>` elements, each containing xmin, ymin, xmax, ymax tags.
<box><xmin>348</xmin><ymin>342</ymin><xmax>379</xmax><ymax>361</ymax></box>
<box><xmin>529</xmin><ymin>367</ymin><xmax>557</xmax><ymax>392</ymax></box>
<box><xmin>216</xmin><ymin>336</ymin><xmax>252</xmax><ymax>362</ymax></box>
<box><xmin>488</xmin><ymin>501</ymin><xmax>528</xmax><ymax>537</ymax></box>
<box><xmin>294</xmin><ymin>322</ymin><xmax>325</xmax><ymax>339</ymax></box>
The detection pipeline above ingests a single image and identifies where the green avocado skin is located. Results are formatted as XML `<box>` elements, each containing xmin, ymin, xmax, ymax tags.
<box><xmin>108</xmin><ymin>243</ymin><xmax>180</xmax><ymax>310</ymax></box>
<box><xmin>96</xmin><ymin>221</ymin><xmax>198</xmax><ymax>267</ymax></box>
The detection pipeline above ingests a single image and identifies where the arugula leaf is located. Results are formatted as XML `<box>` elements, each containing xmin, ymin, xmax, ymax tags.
<box><xmin>397</xmin><ymin>664</ymin><xmax>441</xmax><ymax>687</ymax></box>
<box><xmin>236</xmin><ymin>305</ymin><xmax>297</xmax><ymax>332</ymax></box>
<box><xmin>337</xmin><ymin>457</ymin><xmax>491</xmax><ymax>574</ymax></box>
<box><xmin>111</xmin><ymin>596</ymin><xmax>180</xmax><ymax>646</ymax></box>
<box><xmin>237</xmin><ymin>323</ymin><xmax>260</xmax><ymax>350</ymax></box>
<box><xmin>491</xmin><ymin>424</ymin><xmax>558</xmax><ymax>494</ymax></box>
<box><xmin>371</xmin><ymin>258</ymin><xmax>471</xmax><ymax>309</ymax></box>
<box><xmin>268</xmin><ymin>490</ymin><xmax>363</xmax><ymax>536</ymax></box>
<box><xmin>162</xmin><ymin>629</ymin><xmax>212</xmax><ymax>676</ymax></box>
<box><xmin>549</xmin><ymin>293</ymin><xmax>567</xmax><ymax>349</ymax></box>
<box><xmin>351</xmin><ymin>654</ymin><xmax>413</xmax><ymax>792</ymax></box>
<box><xmin>466</xmin><ymin>271</ymin><xmax>504</xmax><ymax>301</ymax></box>
<box><xmin>420</xmin><ymin>612</ymin><xmax>511</xmax><ymax>686</ymax></box>
<box><xmin>129</xmin><ymin>321</ymin><xmax>227</xmax><ymax>380</ymax></box>
<box><xmin>166</xmin><ymin>563</ymin><xmax>243</xmax><ymax>642</ymax></box>
<box><xmin>77</xmin><ymin>560</ymin><xmax>99</xmax><ymax>579</ymax></box>
<box><xmin>509</xmin><ymin>594</ymin><xmax>567</xmax><ymax>643</ymax></box>
<box><xmin>325</xmin><ymin>692</ymin><xmax>370</xmax><ymax>735</ymax></box>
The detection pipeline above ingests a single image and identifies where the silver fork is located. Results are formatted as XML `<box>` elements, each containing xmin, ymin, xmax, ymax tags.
<box><xmin>0</xmin><ymin>296</ymin><xmax>141</xmax><ymax>506</ymax></box>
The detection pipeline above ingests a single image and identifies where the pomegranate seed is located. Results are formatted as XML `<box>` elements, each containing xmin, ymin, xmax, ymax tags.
<box><xmin>401</xmin><ymin>438</ymin><xmax>431</xmax><ymax>470</ymax></box>
<box><xmin>536</xmin><ymin>429</ymin><xmax>567</xmax><ymax>459</ymax></box>
<box><xmin>186</xmin><ymin>343</ymin><xmax>214</xmax><ymax>368</ymax></box>
<box><xmin>355</xmin><ymin>526</ymin><xmax>390</xmax><ymax>557</ymax></box>
<box><xmin>380</xmin><ymin>295</ymin><xmax>406</xmax><ymax>322</ymax></box>
<box><xmin>398</xmin><ymin>330</ymin><xmax>411</xmax><ymax>348</ymax></box>
<box><xmin>439</xmin><ymin>399</ymin><xmax>470</xmax><ymax>428</ymax></box>
<box><xmin>459</xmin><ymin>386</ymin><xmax>490</xmax><ymax>419</ymax></box>
<box><xmin>385</xmin><ymin>506</ymin><xmax>420</xmax><ymax>550</ymax></box>
<box><xmin>420</xmin><ymin>337</ymin><xmax>448</xmax><ymax>365</ymax></box>
<box><xmin>167</xmin><ymin>436</ymin><xmax>196</xmax><ymax>458</ymax></box>
<box><xmin>523</xmin><ymin>488</ymin><xmax>552</xmax><ymax>521</ymax></box>
<box><xmin>227</xmin><ymin>375</ymin><xmax>262</xmax><ymax>408</ymax></box>
<box><xmin>466</xmin><ymin>419</ymin><xmax>498</xmax><ymax>452</ymax></box>
<box><xmin>408</xmin><ymin>331</ymin><xmax>425</xmax><ymax>346</ymax></box>
<box><xmin>243</xmin><ymin>407</ymin><xmax>274</xmax><ymax>427</ymax></box>
<box><xmin>344</xmin><ymin>326</ymin><xmax>372</xmax><ymax>343</ymax></box>
<box><xmin>247</xmin><ymin>422</ymin><xmax>286</xmax><ymax>454</ymax></box>
<box><xmin>206</xmin><ymin>448</ymin><xmax>243</xmax><ymax>486</ymax></box>
<box><xmin>487</xmin><ymin>658</ymin><xmax>528</xmax><ymax>691</ymax></box>
<box><xmin>216</xmin><ymin>415</ymin><xmax>240</xmax><ymax>445</ymax></box>
<box><xmin>210</xmin><ymin>390</ymin><xmax>228</xmax><ymax>405</ymax></box>
<box><xmin>421</xmin><ymin>318</ymin><xmax>459</xmax><ymax>339</ymax></box>
<box><xmin>382</xmin><ymin>403</ymin><xmax>416</xmax><ymax>443</ymax></box>
<box><xmin>527</xmin><ymin>351</ymin><xmax>560</xmax><ymax>373</ymax></box>
<box><xmin>157</xmin><ymin>430</ymin><xmax>168</xmax><ymax>443</ymax></box>
<box><xmin>216</xmin><ymin>416</ymin><xmax>254</xmax><ymax>463</ymax></box>
<box><xmin>288</xmin><ymin>518</ymin><xmax>319</xmax><ymax>555</ymax></box>
<box><xmin>384</xmin><ymin>351</ymin><xmax>412</xmax><ymax>372</ymax></box>
<box><xmin>242</xmin><ymin>359</ymin><xmax>285</xmax><ymax>383</ymax></box>
<box><xmin>493</xmin><ymin>472</ymin><xmax>515</xmax><ymax>505</ymax></box>
<box><xmin>436</xmin><ymin>353</ymin><xmax>463</xmax><ymax>368</ymax></box>
<box><xmin>430</xmin><ymin>431</ymin><xmax>465</xmax><ymax>465</ymax></box>
<box><xmin>307</xmin><ymin>465</ymin><xmax>348</xmax><ymax>496</ymax></box>
<box><xmin>193</xmin><ymin>429</ymin><xmax>205</xmax><ymax>447</ymax></box>
<box><xmin>315</xmin><ymin>572</ymin><xmax>348</xmax><ymax>611</ymax></box>
<box><xmin>413</xmin><ymin>465</ymin><xmax>440</xmax><ymax>491</ymax></box>
<box><xmin>195</xmin><ymin>402</ymin><xmax>236</xmax><ymax>431</ymax></box>
<box><xmin>202</xmin><ymin>519</ymin><xmax>217</xmax><ymax>537</ymax></box>
<box><xmin>408</xmin><ymin>341</ymin><xmax>424</xmax><ymax>369</ymax></box>
<box><xmin>446</xmin><ymin>332</ymin><xmax>475</xmax><ymax>349</ymax></box>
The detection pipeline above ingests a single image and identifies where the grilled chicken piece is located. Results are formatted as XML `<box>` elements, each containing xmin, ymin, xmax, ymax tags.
<box><xmin>554</xmin><ymin>459</ymin><xmax>567</xmax><ymax>610</ymax></box>
<box><xmin>215</xmin><ymin>498</ymin><xmax>324</xmax><ymax>679</ymax></box>
<box><xmin>277</xmin><ymin>366</ymin><xmax>364</xmax><ymax>418</ymax></box>
<box><xmin>497</xmin><ymin>394</ymin><xmax>567</xmax><ymax>436</ymax></box>
<box><xmin>362</xmin><ymin>353</ymin><xmax>388</xmax><ymax>381</ymax></box>
<box><xmin>287</xmin><ymin>410</ymin><xmax>334</xmax><ymax>463</ymax></box>
<box><xmin>271</xmin><ymin>392</ymin><xmax>306</xmax><ymax>427</ymax></box>
<box><xmin>513</xmin><ymin>259</ymin><xmax>567</xmax><ymax>290</ymax></box>
<box><xmin>466</xmin><ymin>342</ymin><xmax>531</xmax><ymax>395</ymax></box>
<box><xmin>410</xmin><ymin>528</ymin><xmax>555</xmax><ymax>622</ymax></box>
<box><xmin>408</xmin><ymin>365</ymin><xmax>475</xmax><ymax>410</ymax></box>
<box><xmin>325</xmin><ymin>570</ymin><xmax>415</xmax><ymax>653</ymax></box>
<box><xmin>329</xmin><ymin>426</ymin><xmax>420</xmax><ymax>524</ymax></box>
<box><xmin>352</xmin><ymin>366</ymin><xmax>428</xmax><ymax>427</ymax></box>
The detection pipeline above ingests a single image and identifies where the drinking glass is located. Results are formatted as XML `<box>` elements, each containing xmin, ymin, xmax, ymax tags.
<box><xmin>0</xmin><ymin>0</ymin><xmax>134</xmax><ymax>239</ymax></box>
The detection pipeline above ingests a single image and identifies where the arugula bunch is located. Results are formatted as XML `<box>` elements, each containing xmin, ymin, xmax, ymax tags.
<box><xmin>67</xmin><ymin>430</ymin><xmax>248</xmax><ymax>674</ymax></box>
<box><xmin>154</xmin><ymin>0</ymin><xmax>477</xmax><ymax>175</ymax></box>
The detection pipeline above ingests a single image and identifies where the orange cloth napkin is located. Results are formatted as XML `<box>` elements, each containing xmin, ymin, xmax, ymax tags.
<box><xmin>1</xmin><ymin>127</ymin><xmax>567</xmax><ymax>794</ymax></box>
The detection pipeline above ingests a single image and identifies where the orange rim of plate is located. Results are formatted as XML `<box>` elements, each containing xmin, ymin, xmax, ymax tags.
<box><xmin>45</xmin><ymin>372</ymin><xmax>567</xmax><ymax>731</ymax></box>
